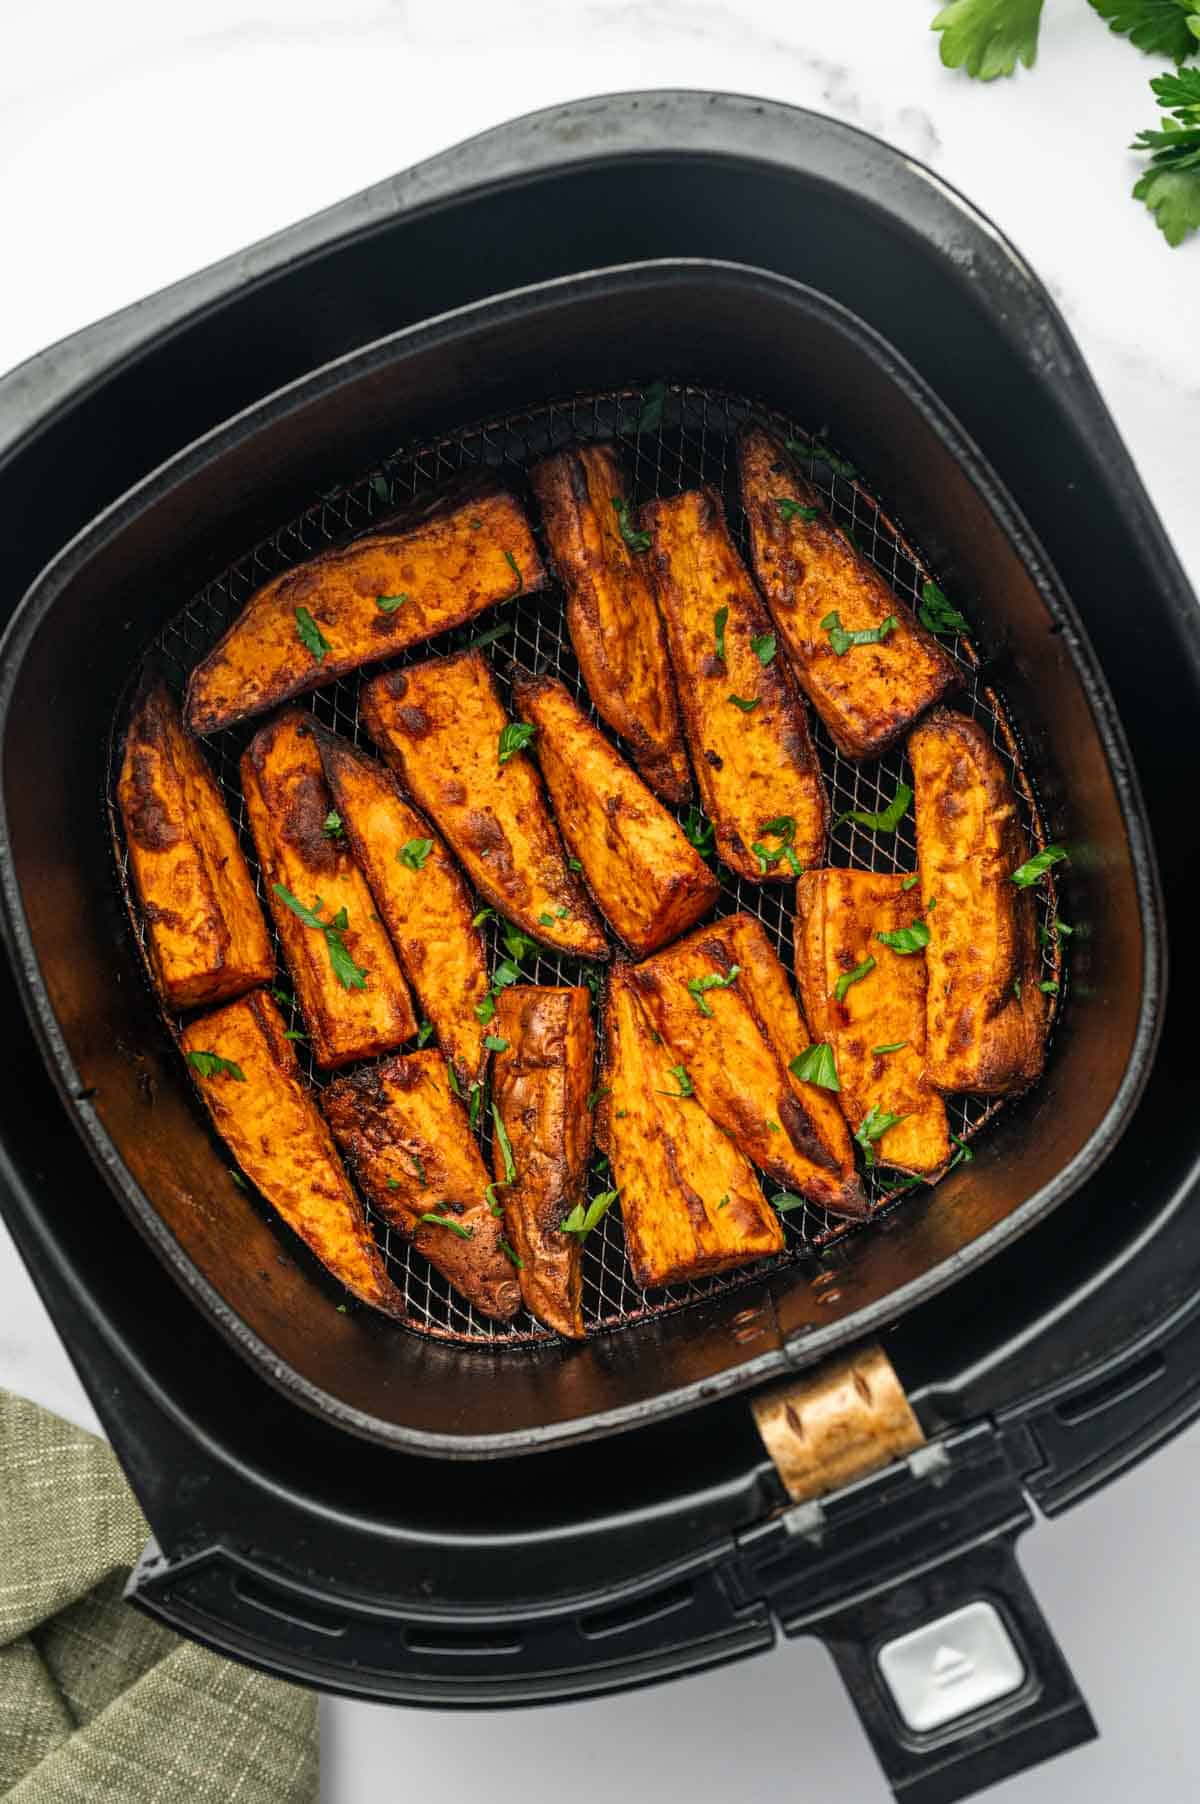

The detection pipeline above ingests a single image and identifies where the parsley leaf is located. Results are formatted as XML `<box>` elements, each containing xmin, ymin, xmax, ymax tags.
<box><xmin>901</xmin><ymin>874</ymin><xmax>921</xmax><ymax>891</ymax></box>
<box><xmin>567</xmin><ymin>856</ymin><xmax>583</xmax><ymax>871</ymax></box>
<box><xmin>1090</xmin><ymin>0</ymin><xmax>1199</xmax><ymax>62</ymax></box>
<box><xmin>932</xmin><ymin>0</ymin><xmax>1045</xmax><ymax>80</ymax></box>
<box><xmin>283</xmin><ymin>1029</ymin><xmax>307</xmax><ymax>1042</ymax></box>
<box><xmin>416</xmin><ymin>1019</ymin><xmax>435</xmax><ymax>1047</ymax></box>
<box><xmin>419</xmin><ymin>1211</ymin><xmax>474</xmax><ymax>1240</ymax></box>
<box><xmin>820</xmin><ymin>609</ymin><xmax>898</xmax><ymax>657</ymax></box>
<box><xmin>750</xmin><ymin>631</ymin><xmax>777</xmax><ymax>666</ymax></box>
<box><xmin>918</xmin><ymin>579</ymin><xmax>972</xmax><ymax>636</ymax></box>
<box><xmin>770</xmin><ymin>1191</ymin><xmax>807</xmax><ymax>1213</ymax></box>
<box><xmin>751</xmin><ymin>814</ymin><xmax>803</xmax><ymax>876</ymax></box>
<box><xmin>397</xmin><ymin>837</ymin><xmax>433</xmax><ymax>871</ymax></box>
<box><xmin>789</xmin><ymin>1042</ymin><xmax>840</xmax><ymax>1091</ymax></box>
<box><xmin>656</xmin><ymin>1064</ymin><xmax>694</xmax><ymax>1098</ymax></box>
<box><xmin>474</xmin><ymin>993</ymin><xmax>496</xmax><ymax>1026</ymax></box>
<box><xmin>272</xmin><ymin>884</ymin><xmax>368</xmax><ymax>989</ymax></box>
<box><xmin>585</xmin><ymin>1085</ymin><xmax>611</xmax><ymax>1110</ymax></box>
<box><xmin>947</xmin><ymin>1133</ymin><xmax>975</xmax><ymax>1172</ymax></box>
<box><xmin>612</xmin><ymin>496</ymin><xmax>651</xmax><ymax>553</ymax></box>
<box><xmin>713</xmin><ymin>605</ymin><xmax>729</xmax><ymax>663</ymax></box>
<box><xmin>686</xmin><ymin>965</ymin><xmax>741</xmax><ymax>1017</ymax></box>
<box><xmin>1039</xmin><ymin>979</ymin><xmax>1061</xmax><ymax>994</ymax></box>
<box><xmin>295</xmin><ymin>607</ymin><xmax>331</xmax><ymax>663</ymax></box>
<box><xmin>187</xmin><ymin>1050</ymin><xmax>246</xmax><ymax>1082</ymax></box>
<box><xmin>501</xmin><ymin>922</ymin><xmax>536</xmax><ymax>962</ymax></box>
<box><xmin>775</xmin><ymin>498</ymin><xmax>819</xmax><ymax>522</ymax></box>
<box><xmin>498</xmin><ymin>721</ymin><xmax>536</xmax><ymax>764</ymax></box>
<box><xmin>683</xmin><ymin>807</ymin><xmax>715</xmax><ymax>860</ymax></box>
<box><xmin>491</xmin><ymin>1103</ymin><xmax>517</xmax><ymax>1185</ymax></box>
<box><xmin>1134</xmin><ymin>160</ymin><xmax>1200</xmax><ymax>246</ymax></box>
<box><xmin>810</xmin><ymin>435</ymin><xmax>858</xmax><ymax>480</ymax></box>
<box><xmin>466</xmin><ymin>620</ymin><xmax>513</xmax><ymax>652</ymax></box>
<box><xmin>1011</xmin><ymin>845</ymin><xmax>1068</xmax><ymax>886</ymax></box>
<box><xmin>871</xmin><ymin>1041</ymin><xmax>909</xmax><ymax>1056</ymax></box>
<box><xmin>854</xmin><ymin>1104</ymin><xmax>911</xmax><ymax>1168</ymax></box>
<box><xmin>620</xmin><ymin>380</ymin><xmax>668</xmax><ymax>434</ymax></box>
<box><xmin>727</xmin><ymin>693</ymin><xmax>761</xmax><ymax>712</ymax></box>
<box><xmin>561</xmin><ymin>1187</ymin><xmax>620</xmax><ymax>1241</ymax></box>
<box><xmin>717</xmin><ymin>1194</ymin><xmax>731</xmax><ymax>1211</ymax></box>
<box><xmin>504</xmin><ymin>549</ymin><xmax>522</xmax><ymax>593</ymax></box>
<box><xmin>322</xmin><ymin>810</ymin><xmax>345</xmax><ymax>839</ymax></box>
<box><xmin>834</xmin><ymin>956</ymin><xmax>876</xmax><ymax>1003</ymax></box>
<box><xmin>485</xmin><ymin>1182</ymin><xmax>508</xmax><ymax>1218</ymax></box>
<box><xmin>483</xmin><ymin>1035</ymin><xmax>509</xmax><ymax>1053</ymax></box>
<box><xmin>499</xmin><ymin>1237</ymin><xmax>524</xmax><ymax>1268</ymax></box>
<box><xmin>472</xmin><ymin>907</ymin><xmax>495</xmax><ymax>927</ymax></box>
<box><xmin>376</xmin><ymin>592</ymin><xmax>409</xmax><ymax>613</ymax></box>
<box><xmin>836</xmin><ymin>782</ymin><xmax>913</xmax><ymax>834</ymax></box>
<box><xmin>876</xmin><ymin>921</ymin><xmax>932</xmax><ymax>955</ymax></box>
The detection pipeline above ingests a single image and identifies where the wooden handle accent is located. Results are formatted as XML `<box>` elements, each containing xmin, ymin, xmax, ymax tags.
<box><xmin>750</xmin><ymin>1344</ymin><xmax>924</xmax><ymax>1503</ymax></box>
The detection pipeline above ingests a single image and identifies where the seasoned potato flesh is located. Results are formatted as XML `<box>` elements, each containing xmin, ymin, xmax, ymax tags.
<box><xmin>628</xmin><ymin>914</ymin><xmax>867</xmax><ymax>1219</ymax></box>
<box><xmin>180</xmin><ymin>992</ymin><xmax>402</xmax><ymax>1314</ymax></box>
<box><xmin>322</xmin><ymin>1053</ymin><xmax>521</xmax><ymax>1322</ymax></box>
<box><xmin>644</xmin><ymin>487</ymin><xmax>827</xmax><ymax>881</ymax></box>
<box><xmin>361</xmin><ymin>651</ymin><xmax>607</xmax><ymax>958</ymax></box>
<box><xmin>491</xmin><ymin>985</ymin><xmax>596</xmax><ymax>1339</ymax></box>
<box><xmin>186</xmin><ymin>491</ymin><xmax>545</xmax><ymax>734</ymax></box>
<box><xmin>117</xmin><ymin>679</ymin><xmax>274</xmax><ymax>1009</ymax></box>
<box><xmin>529</xmin><ymin>444</ymin><xmax>691</xmax><ymax>802</ymax></box>
<box><xmin>738</xmin><ymin>427</ymin><xmax>956</xmax><ymax>759</ymax></box>
<box><xmin>794</xmin><ymin>869</ymin><xmax>950</xmax><ymax>1172</ymax></box>
<box><xmin>597</xmin><ymin>969</ymin><xmax>783</xmax><ymax>1287</ymax></box>
<box><xmin>511</xmin><ymin>672</ymin><xmax>719</xmax><ymax>956</ymax></box>
<box><xmin>909</xmin><ymin>709</ymin><xmax>1048</xmax><ymax>1093</ymax></box>
<box><xmin>241</xmin><ymin>712</ymin><xmax>416</xmax><ymax>1068</ymax></box>
<box><xmin>316</xmin><ymin>728</ymin><xmax>490</xmax><ymax>1087</ymax></box>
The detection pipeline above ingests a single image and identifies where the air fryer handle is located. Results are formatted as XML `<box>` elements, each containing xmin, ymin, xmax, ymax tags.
<box><xmin>813</xmin><ymin>1530</ymin><xmax>1095</xmax><ymax>1804</ymax></box>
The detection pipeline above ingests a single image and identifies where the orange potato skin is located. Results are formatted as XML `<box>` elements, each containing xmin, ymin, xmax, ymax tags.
<box><xmin>186</xmin><ymin>491</ymin><xmax>545</xmax><ymax>736</ymax></box>
<box><xmin>738</xmin><ymin>427</ymin><xmax>957</xmax><ymax>759</ymax></box>
<box><xmin>490</xmin><ymin>985</ymin><xmax>596</xmax><ymax>1339</ymax></box>
<box><xmin>360</xmin><ymin>651</ymin><xmax>607</xmax><ymax>959</ymax></box>
<box><xmin>511</xmin><ymin>672</ymin><xmax>719</xmax><ymax>957</ymax></box>
<box><xmin>180</xmin><ymin>993</ymin><xmax>402</xmax><ymax>1314</ymax></box>
<box><xmin>322</xmin><ymin>1053</ymin><xmax>521</xmax><ymax>1323</ymax></box>
<box><xmin>315</xmin><ymin>728</ymin><xmax>490</xmax><ymax>1088</ymax></box>
<box><xmin>241</xmin><ymin>712</ymin><xmax>417</xmax><ymax>1068</ymax></box>
<box><xmin>644</xmin><ymin>487</ymin><xmax>827</xmax><ymax>881</ymax></box>
<box><xmin>628</xmin><ymin>915</ymin><xmax>866</xmax><ymax>1219</ymax></box>
<box><xmin>530</xmin><ymin>445</ymin><xmax>691</xmax><ymax>803</ymax></box>
<box><xmin>909</xmin><ymin>709</ymin><xmax>1047</xmax><ymax>1093</ymax></box>
<box><xmin>794</xmin><ymin>870</ymin><xmax>950</xmax><ymax>1173</ymax></box>
<box><xmin>117</xmin><ymin>679</ymin><xmax>274</xmax><ymax>1010</ymax></box>
<box><xmin>596</xmin><ymin>969</ymin><xmax>783</xmax><ymax>1288</ymax></box>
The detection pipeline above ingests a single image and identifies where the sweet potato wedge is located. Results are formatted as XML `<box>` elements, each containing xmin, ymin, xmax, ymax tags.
<box><xmin>529</xmin><ymin>445</ymin><xmax>691</xmax><ymax>802</ymax></box>
<box><xmin>909</xmin><ymin>709</ymin><xmax>1048</xmax><ymax>1093</ymax></box>
<box><xmin>490</xmin><ymin>985</ymin><xmax>596</xmax><ymax>1338</ymax></box>
<box><xmin>596</xmin><ymin>968</ymin><xmax>784</xmax><ymax>1288</ymax></box>
<box><xmin>186</xmin><ymin>491</ymin><xmax>545</xmax><ymax>736</ymax></box>
<box><xmin>117</xmin><ymin>679</ymin><xmax>274</xmax><ymax>1010</ymax></box>
<box><xmin>794</xmin><ymin>869</ymin><xmax>950</xmax><ymax>1173</ymax></box>
<box><xmin>628</xmin><ymin>914</ymin><xmax>866</xmax><ymax>1218</ymax></box>
<box><xmin>314</xmin><ymin>728</ymin><xmax>490</xmax><ymax>1088</ymax></box>
<box><xmin>738</xmin><ymin>427</ymin><xmax>957</xmax><ymax>759</ymax></box>
<box><xmin>241</xmin><ymin>711</ymin><xmax>417</xmax><ymax>1068</ymax></box>
<box><xmin>180</xmin><ymin>992</ymin><xmax>402</xmax><ymax>1314</ymax></box>
<box><xmin>360</xmin><ymin>651</ymin><xmax>607</xmax><ymax>959</ymax></box>
<box><xmin>322</xmin><ymin>1052</ymin><xmax>521</xmax><ymax>1323</ymax></box>
<box><xmin>644</xmin><ymin>487</ymin><xmax>827</xmax><ymax>882</ymax></box>
<box><xmin>510</xmin><ymin>672</ymin><xmax>719</xmax><ymax>956</ymax></box>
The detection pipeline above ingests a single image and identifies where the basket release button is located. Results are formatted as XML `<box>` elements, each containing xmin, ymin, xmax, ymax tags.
<box><xmin>876</xmin><ymin>1601</ymin><xmax>1025</xmax><ymax>1733</ymax></box>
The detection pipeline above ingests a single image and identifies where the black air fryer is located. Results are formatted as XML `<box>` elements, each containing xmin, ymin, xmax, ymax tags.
<box><xmin>0</xmin><ymin>95</ymin><xmax>1196</xmax><ymax>1804</ymax></box>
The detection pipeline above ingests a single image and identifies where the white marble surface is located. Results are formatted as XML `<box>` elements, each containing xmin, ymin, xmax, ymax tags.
<box><xmin>2</xmin><ymin>3</ymin><xmax>1198</xmax><ymax>1800</ymax></box>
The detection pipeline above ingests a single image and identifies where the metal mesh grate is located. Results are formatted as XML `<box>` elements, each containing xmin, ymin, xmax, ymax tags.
<box><xmin>111</xmin><ymin>382</ymin><xmax>1060</xmax><ymax>1346</ymax></box>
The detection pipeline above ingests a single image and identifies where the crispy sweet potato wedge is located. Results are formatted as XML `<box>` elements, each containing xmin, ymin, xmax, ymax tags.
<box><xmin>529</xmin><ymin>445</ymin><xmax>691</xmax><ymax>803</ymax></box>
<box><xmin>186</xmin><ymin>491</ymin><xmax>545</xmax><ymax>736</ymax></box>
<box><xmin>909</xmin><ymin>709</ymin><xmax>1048</xmax><ymax>1093</ymax></box>
<box><xmin>794</xmin><ymin>869</ymin><xmax>950</xmax><ymax>1173</ymax></box>
<box><xmin>490</xmin><ymin>985</ymin><xmax>596</xmax><ymax>1338</ymax></box>
<box><xmin>628</xmin><ymin>914</ymin><xmax>866</xmax><ymax>1218</ymax></box>
<box><xmin>644</xmin><ymin>487</ymin><xmax>827</xmax><ymax>882</ymax></box>
<box><xmin>314</xmin><ymin>728</ymin><xmax>490</xmax><ymax>1088</ymax></box>
<box><xmin>241</xmin><ymin>712</ymin><xmax>417</xmax><ymax>1068</ymax></box>
<box><xmin>180</xmin><ymin>992</ymin><xmax>402</xmax><ymax>1314</ymax></box>
<box><xmin>361</xmin><ymin>651</ymin><xmax>607</xmax><ymax>959</ymax></box>
<box><xmin>510</xmin><ymin>672</ymin><xmax>719</xmax><ymax>956</ymax></box>
<box><xmin>738</xmin><ymin>427</ymin><xmax>957</xmax><ymax>759</ymax></box>
<box><xmin>322</xmin><ymin>1052</ymin><xmax>521</xmax><ymax>1323</ymax></box>
<box><xmin>117</xmin><ymin>680</ymin><xmax>275</xmax><ymax>1010</ymax></box>
<box><xmin>596</xmin><ymin>969</ymin><xmax>784</xmax><ymax>1288</ymax></box>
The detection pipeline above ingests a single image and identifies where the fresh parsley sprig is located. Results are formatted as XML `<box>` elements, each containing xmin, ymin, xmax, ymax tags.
<box><xmin>187</xmin><ymin>1050</ymin><xmax>246</xmax><ymax>1082</ymax></box>
<box><xmin>789</xmin><ymin>1042</ymin><xmax>840</xmax><ymax>1091</ymax></box>
<box><xmin>295</xmin><ymin>607</ymin><xmax>330</xmax><ymax>663</ymax></box>
<box><xmin>498</xmin><ymin>721</ymin><xmax>536</xmax><ymax>765</ymax></box>
<box><xmin>821</xmin><ymin>609</ymin><xmax>898</xmax><ymax>657</ymax></box>
<box><xmin>612</xmin><ymin>496</ymin><xmax>651</xmax><ymax>554</ymax></box>
<box><xmin>561</xmin><ymin>1188</ymin><xmax>620</xmax><ymax>1241</ymax></box>
<box><xmin>854</xmin><ymin>1105</ymin><xmax>911</xmax><ymax>1168</ymax></box>
<box><xmin>836</xmin><ymin>782</ymin><xmax>913</xmax><ymax>834</ymax></box>
<box><xmin>272</xmin><ymin>885</ymin><xmax>368</xmax><ymax>989</ymax></box>
<box><xmin>686</xmin><ymin>965</ymin><xmax>741</xmax><ymax>1017</ymax></box>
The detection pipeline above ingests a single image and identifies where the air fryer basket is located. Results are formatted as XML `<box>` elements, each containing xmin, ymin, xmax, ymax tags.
<box><xmin>0</xmin><ymin>259</ymin><xmax>1158</xmax><ymax>1455</ymax></box>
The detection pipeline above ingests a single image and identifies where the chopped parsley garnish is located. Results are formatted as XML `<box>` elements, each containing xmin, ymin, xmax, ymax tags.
<box><xmin>751</xmin><ymin>814</ymin><xmax>803</xmax><ymax>876</ymax></box>
<box><xmin>612</xmin><ymin>496</ymin><xmax>651</xmax><ymax>553</ymax></box>
<box><xmin>538</xmin><ymin>913</ymin><xmax>554</xmax><ymax>927</ymax></box>
<box><xmin>491</xmin><ymin>1103</ymin><xmax>517</xmax><ymax>1184</ymax></box>
<box><xmin>770</xmin><ymin>1191</ymin><xmax>807</xmax><ymax>1213</ymax></box>
<box><xmin>836</xmin><ymin>782</ymin><xmax>913</xmax><ymax>834</ymax></box>
<box><xmin>947</xmin><ymin>1133</ymin><xmax>975</xmax><ymax>1173</ymax></box>
<box><xmin>901</xmin><ymin>873</ymin><xmax>920</xmax><ymax>891</ymax></box>
<box><xmin>567</xmin><ymin>856</ymin><xmax>583</xmax><ymax>871</ymax></box>
<box><xmin>750</xmin><ymin>631</ymin><xmax>777</xmax><ymax>666</ymax></box>
<box><xmin>322</xmin><ymin>810</ymin><xmax>345</xmax><ymax>839</ymax></box>
<box><xmin>499</xmin><ymin>1237</ymin><xmax>524</xmax><ymax>1268</ymax></box>
<box><xmin>446</xmin><ymin>1063</ymin><xmax>466</xmax><ymax>1099</ymax></box>
<box><xmin>229</xmin><ymin>1169</ymin><xmax>246</xmax><ymax>1189</ymax></box>
<box><xmin>504</xmin><ymin>549</ymin><xmax>522</xmax><ymax>591</ymax></box>
<box><xmin>474</xmin><ymin>993</ymin><xmax>496</xmax><ymax>1026</ymax></box>
<box><xmin>631</xmin><ymin>380</ymin><xmax>667</xmax><ymax>433</ymax></box>
<box><xmin>820</xmin><ymin>609</ymin><xmax>898</xmax><ymax>657</ymax></box>
<box><xmin>409</xmin><ymin>1153</ymin><xmax>427</xmax><ymax>1188</ymax></box>
<box><xmin>270</xmin><ymin>987</ymin><xmax>294</xmax><ymax>1007</ymax></box>
<box><xmin>502</xmin><ymin>923</ymin><xmax>537</xmax><ymax>961</ymax></box>
<box><xmin>775</xmin><ymin>497</ymin><xmax>819</xmax><ymax>522</ymax></box>
<box><xmin>370</xmin><ymin>474</ymin><xmax>390</xmax><ymax>505</ymax></box>
<box><xmin>466</xmin><ymin>621</ymin><xmax>512</xmax><ymax>652</ymax></box>
<box><xmin>854</xmin><ymin>1104</ymin><xmax>911</xmax><ymax>1167</ymax></box>
<box><xmin>713</xmin><ymin>605</ymin><xmax>729</xmax><ymax>663</ymax></box>
<box><xmin>468</xmin><ymin>1081</ymin><xmax>484</xmax><ymax>1132</ymax></box>
<box><xmin>484</xmin><ymin>1182</ymin><xmax>508</xmax><ymax>1218</ymax></box>
<box><xmin>789</xmin><ymin>1042</ymin><xmax>840</xmax><ymax>1091</ymax></box>
<box><xmin>186</xmin><ymin>1050</ymin><xmax>246</xmax><ymax>1082</ymax></box>
<box><xmin>1038</xmin><ymin>917</ymin><xmax>1075</xmax><ymax>945</ymax></box>
<box><xmin>918</xmin><ymin>579</ymin><xmax>971</xmax><ymax>636</ymax></box>
<box><xmin>498</xmin><ymin>721</ymin><xmax>536</xmax><ymax>765</ymax></box>
<box><xmin>717</xmin><ymin>1194</ymin><xmax>731</xmax><ymax>1210</ymax></box>
<box><xmin>483</xmin><ymin>1035</ymin><xmax>509</xmax><ymax>1053</ymax></box>
<box><xmin>811</xmin><ymin>438</ymin><xmax>858</xmax><ymax>480</ymax></box>
<box><xmin>727</xmin><ymin>693</ymin><xmax>761</xmax><ymax>713</ymax></box>
<box><xmin>419</xmin><ymin>1211</ymin><xmax>474</xmax><ymax>1240</ymax></box>
<box><xmin>1013</xmin><ymin>977</ymin><xmax>1023</xmax><ymax>1000</ymax></box>
<box><xmin>1039</xmin><ymin>979</ymin><xmax>1060</xmax><ymax>994</ymax></box>
<box><xmin>397</xmin><ymin>837</ymin><xmax>433</xmax><ymax>871</ymax></box>
<box><xmin>472</xmin><ymin>907</ymin><xmax>495</xmax><ymax>927</ymax></box>
<box><xmin>416</xmin><ymin>1020</ymin><xmax>435</xmax><ymax>1047</ymax></box>
<box><xmin>386</xmin><ymin>1177</ymin><xmax>400</xmax><ymax>1190</ymax></box>
<box><xmin>833</xmin><ymin>955</ymin><xmax>876</xmax><ymax>1003</ymax></box>
<box><xmin>876</xmin><ymin>921</ymin><xmax>932</xmax><ymax>955</ymax></box>
<box><xmin>687</xmin><ymin>964</ymin><xmax>741</xmax><ymax>1017</ymax></box>
<box><xmin>656</xmin><ymin>1064</ymin><xmax>694</xmax><ymax>1098</ymax></box>
<box><xmin>283</xmin><ymin>1029</ymin><xmax>307</xmax><ymax>1042</ymax></box>
<box><xmin>871</xmin><ymin>1041</ymin><xmax>908</xmax><ymax>1056</ymax></box>
<box><xmin>765</xmin><ymin>1119</ymin><xmax>781</xmax><ymax>1133</ymax></box>
<box><xmin>271</xmin><ymin>885</ymin><xmax>367</xmax><ymax>989</ymax></box>
<box><xmin>585</xmin><ymin>1086</ymin><xmax>611</xmax><ymax>1110</ymax></box>
<box><xmin>561</xmin><ymin>1188</ymin><xmax>620</xmax><ymax>1240</ymax></box>
<box><xmin>295</xmin><ymin>606</ymin><xmax>331</xmax><ymax>663</ymax></box>
<box><xmin>683</xmin><ymin>807</ymin><xmax>715</xmax><ymax>860</ymax></box>
<box><xmin>470</xmin><ymin>517</ymin><xmax>482</xmax><ymax>530</ymax></box>
<box><xmin>1011</xmin><ymin>846</ymin><xmax>1068</xmax><ymax>887</ymax></box>
<box><xmin>375</xmin><ymin>592</ymin><xmax>409</xmax><ymax>613</ymax></box>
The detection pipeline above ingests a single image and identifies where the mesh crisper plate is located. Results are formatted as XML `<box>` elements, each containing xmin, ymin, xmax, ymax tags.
<box><xmin>111</xmin><ymin>382</ymin><xmax>1060</xmax><ymax>1346</ymax></box>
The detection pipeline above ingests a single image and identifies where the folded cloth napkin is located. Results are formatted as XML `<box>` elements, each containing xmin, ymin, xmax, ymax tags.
<box><xmin>0</xmin><ymin>1391</ymin><xmax>318</xmax><ymax>1802</ymax></box>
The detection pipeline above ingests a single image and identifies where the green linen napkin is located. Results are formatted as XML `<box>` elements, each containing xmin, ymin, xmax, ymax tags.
<box><xmin>0</xmin><ymin>1391</ymin><xmax>318</xmax><ymax>1802</ymax></box>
